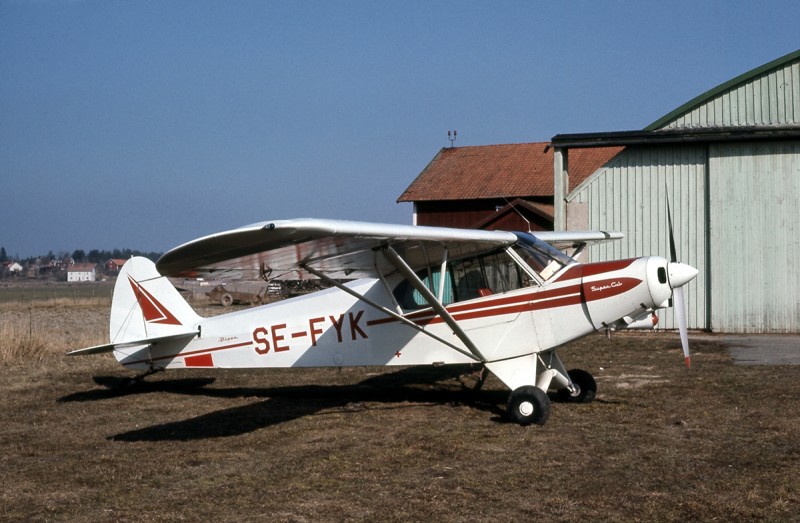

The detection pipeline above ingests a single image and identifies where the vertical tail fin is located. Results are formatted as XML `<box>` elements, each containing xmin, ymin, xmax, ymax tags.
<box><xmin>110</xmin><ymin>257</ymin><xmax>202</xmax><ymax>346</ymax></box>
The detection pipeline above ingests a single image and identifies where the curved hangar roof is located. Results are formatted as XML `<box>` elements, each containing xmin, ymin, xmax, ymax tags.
<box><xmin>647</xmin><ymin>49</ymin><xmax>800</xmax><ymax>131</ymax></box>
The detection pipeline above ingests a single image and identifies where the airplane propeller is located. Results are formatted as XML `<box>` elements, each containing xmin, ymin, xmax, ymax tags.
<box><xmin>666</xmin><ymin>196</ymin><xmax>696</xmax><ymax>368</ymax></box>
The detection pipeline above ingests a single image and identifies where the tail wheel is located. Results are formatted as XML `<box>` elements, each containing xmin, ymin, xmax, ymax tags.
<box><xmin>507</xmin><ymin>386</ymin><xmax>551</xmax><ymax>426</ymax></box>
<box><xmin>556</xmin><ymin>369</ymin><xmax>597</xmax><ymax>403</ymax></box>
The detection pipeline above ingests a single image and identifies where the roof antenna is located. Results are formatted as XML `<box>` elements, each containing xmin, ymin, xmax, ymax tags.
<box><xmin>447</xmin><ymin>129</ymin><xmax>457</xmax><ymax>148</ymax></box>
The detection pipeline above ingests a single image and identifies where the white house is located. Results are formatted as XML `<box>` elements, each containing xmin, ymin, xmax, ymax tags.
<box><xmin>3</xmin><ymin>261</ymin><xmax>23</xmax><ymax>273</ymax></box>
<box><xmin>67</xmin><ymin>263</ymin><xmax>97</xmax><ymax>282</ymax></box>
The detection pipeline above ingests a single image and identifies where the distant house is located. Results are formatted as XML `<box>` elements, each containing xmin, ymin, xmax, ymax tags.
<box><xmin>105</xmin><ymin>259</ymin><xmax>128</xmax><ymax>272</ymax></box>
<box><xmin>2</xmin><ymin>261</ymin><xmax>23</xmax><ymax>273</ymax></box>
<box><xmin>67</xmin><ymin>263</ymin><xmax>97</xmax><ymax>282</ymax></box>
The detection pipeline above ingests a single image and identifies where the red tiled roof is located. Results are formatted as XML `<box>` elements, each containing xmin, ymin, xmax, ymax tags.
<box><xmin>398</xmin><ymin>142</ymin><xmax>623</xmax><ymax>202</ymax></box>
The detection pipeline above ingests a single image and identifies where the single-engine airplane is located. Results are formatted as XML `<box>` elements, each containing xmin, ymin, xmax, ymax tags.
<box><xmin>69</xmin><ymin>218</ymin><xmax>698</xmax><ymax>425</ymax></box>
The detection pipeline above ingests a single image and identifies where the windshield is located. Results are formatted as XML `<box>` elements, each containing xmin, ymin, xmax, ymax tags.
<box><xmin>393</xmin><ymin>248</ymin><xmax>526</xmax><ymax>310</ymax></box>
<box><xmin>512</xmin><ymin>232</ymin><xmax>575</xmax><ymax>282</ymax></box>
<box><xmin>392</xmin><ymin>234</ymin><xmax>576</xmax><ymax>311</ymax></box>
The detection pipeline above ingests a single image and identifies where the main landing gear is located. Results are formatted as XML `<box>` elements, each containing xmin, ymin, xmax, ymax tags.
<box><xmin>507</xmin><ymin>386</ymin><xmax>551</xmax><ymax>426</ymax></box>
<box><xmin>506</xmin><ymin>367</ymin><xmax>597</xmax><ymax>426</ymax></box>
<box><xmin>556</xmin><ymin>368</ymin><xmax>597</xmax><ymax>404</ymax></box>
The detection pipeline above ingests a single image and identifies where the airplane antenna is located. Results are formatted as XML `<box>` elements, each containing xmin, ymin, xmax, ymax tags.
<box><xmin>503</xmin><ymin>197</ymin><xmax>532</xmax><ymax>233</ymax></box>
<box><xmin>448</xmin><ymin>129</ymin><xmax>457</xmax><ymax>148</ymax></box>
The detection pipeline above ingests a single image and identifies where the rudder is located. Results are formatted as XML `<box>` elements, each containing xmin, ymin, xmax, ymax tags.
<box><xmin>110</xmin><ymin>257</ymin><xmax>202</xmax><ymax>348</ymax></box>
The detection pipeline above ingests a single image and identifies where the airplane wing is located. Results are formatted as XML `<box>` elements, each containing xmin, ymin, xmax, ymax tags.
<box><xmin>156</xmin><ymin>218</ymin><xmax>520</xmax><ymax>280</ymax></box>
<box><xmin>532</xmin><ymin>230</ymin><xmax>624</xmax><ymax>251</ymax></box>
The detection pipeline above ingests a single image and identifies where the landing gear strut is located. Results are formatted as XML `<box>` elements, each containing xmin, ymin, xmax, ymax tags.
<box><xmin>460</xmin><ymin>365</ymin><xmax>488</xmax><ymax>392</ymax></box>
<box><xmin>507</xmin><ymin>386</ymin><xmax>551</xmax><ymax>426</ymax></box>
<box><xmin>116</xmin><ymin>368</ymin><xmax>162</xmax><ymax>391</ymax></box>
<box><xmin>556</xmin><ymin>368</ymin><xmax>597</xmax><ymax>403</ymax></box>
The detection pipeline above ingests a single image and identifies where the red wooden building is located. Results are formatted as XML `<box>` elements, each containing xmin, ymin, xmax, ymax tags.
<box><xmin>397</xmin><ymin>142</ymin><xmax>622</xmax><ymax>231</ymax></box>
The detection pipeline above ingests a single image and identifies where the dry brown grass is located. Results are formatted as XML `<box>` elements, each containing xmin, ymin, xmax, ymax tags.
<box><xmin>0</xmin><ymin>301</ymin><xmax>107</xmax><ymax>365</ymax></box>
<box><xmin>0</xmin><ymin>322</ymin><xmax>49</xmax><ymax>363</ymax></box>
<box><xmin>1</xmin><ymin>304</ymin><xmax>799</xmax><ymax>522</ymax></box>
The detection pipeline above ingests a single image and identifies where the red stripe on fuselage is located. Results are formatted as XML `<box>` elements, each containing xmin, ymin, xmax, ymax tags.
<box><xmin>368</xmin><ymin>283</ymin><xmax>584</xmax><ymax>327</ymax></box>
<box><xmin>557</xmin><ymin>259</ymin><xmax>637</xmax><ymax>283</ymax></box>
<box><xmin>368</xmin><ymin>262</ymin><xmax>644</xmax><ymax>328</ymax></box>
<box><xmin>185</xmin><ymin>353</ymin><xmax>214</xmax><ymax>367</ymax></box>
<box><xmin>125</xmin><ymin>340</ymin><xmax>253</xmax><ymax>366</ymax></box>
<box><xmin>580</xmin><ymin>259</ymin><xmax>637</xmax><ymax>278</ymax></box>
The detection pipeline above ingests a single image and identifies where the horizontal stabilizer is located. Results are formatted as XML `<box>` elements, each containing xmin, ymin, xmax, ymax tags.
<box><xmin>66</xmin><ymin>331</ymin><xmax>199</xmax><ymax>357</ymax></box>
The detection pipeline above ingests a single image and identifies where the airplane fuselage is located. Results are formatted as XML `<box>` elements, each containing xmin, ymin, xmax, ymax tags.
<box><xmin>114</xmin><ymin>256</ymin><xmax>675</xmax><ymax>372</ymax></box>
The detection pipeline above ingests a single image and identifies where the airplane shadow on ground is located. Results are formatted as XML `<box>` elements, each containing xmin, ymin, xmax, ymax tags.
<box><xmin>59</xmin><ymin>366</ymin><xmax>515</xmax><ymax>442</ymax></box>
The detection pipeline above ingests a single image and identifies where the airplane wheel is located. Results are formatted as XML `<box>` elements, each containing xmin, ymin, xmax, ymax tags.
<box><xmin>507</xmin><ymin>386</ymin><xmax>551</xmax><ymax>426</ymax></box>
<box><xmin>557</xmin><ymin>369</ymin><xmax>597</xmax><ymax>403</ymax></box>
<box><xmin>220</xmin><ymin>293</ymin><xmax>233</xmax><ymax>307</ymax></box>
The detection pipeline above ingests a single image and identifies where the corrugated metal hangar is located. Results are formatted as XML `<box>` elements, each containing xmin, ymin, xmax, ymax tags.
<box><xmin>400</xmin><ymin>50</ymin><xmax>800</xmax><ymax>333</ymax></box>
<box><xmin>552</xmin><ymin>49</ymin><xmax>800</xmax><ymax>333</ymax></box>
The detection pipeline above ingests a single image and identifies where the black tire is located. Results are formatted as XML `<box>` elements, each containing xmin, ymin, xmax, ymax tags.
<box><xmin>220</xmin><ymin>293</ymin><xmax>234</xmax><ymax>307</ymax></box>
<box><xmin>507</xmin><ymin>386</ymin><xmax>551</xmax><ymax>426</ymax></box>
<box><xmin>556</xmin><ymin>369</ymin><xmax>597</xmax><ymax>404</ymax></box>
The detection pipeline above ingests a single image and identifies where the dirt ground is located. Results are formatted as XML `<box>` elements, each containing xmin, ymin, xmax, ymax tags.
<box><xmin>1</xmin><ymin>304</ymin><xmax>799</xmax><ymax>522</ymax></box>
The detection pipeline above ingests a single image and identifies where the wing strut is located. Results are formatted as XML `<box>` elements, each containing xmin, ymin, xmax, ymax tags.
<box><xmin>300</xmin><ymin>264</ymin><xmax>482</xmax><ymax>362</ymax></box>
<box><xmin>381</xmin><ymin>246</ymin><xmax>487</xmax><ymax>362</ymax></box>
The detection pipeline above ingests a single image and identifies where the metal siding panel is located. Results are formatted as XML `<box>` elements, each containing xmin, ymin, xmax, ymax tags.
<box><xmin>745</xmin><ymin>81</ymin><xmax>756</xmax><ymax>125</ymax></box>
<box><xmin>709</xmin><ymin>142</ymin><xmax>800</xmax><ymax>332</ymax></box>
<box><xmin>792</xmin><ymin>62</ymin><xmax>800</xmax><ymax>122</ymax></box>
<box><xmin>732</xmin><ymin>83</ymin><xmax>743</xmax><ymax>124</ymax></box>
<box><xmin>755</xmin><ymin>75</ymin><xmax>765</xmax><ymax>124</ymax></box>
<box><xmin>775</xmin><ymin>67</ymin><xmax>786</xmax><ymax>123</ymax></box>
<box><xmin>568</xmin><ymin>146</ymin><xmax>707</xmax><ymax>329</ymax></box>
<box><xmin>764</xmin><ymin>74</ymin><xmax>773</xmax><ymax>122</ymax></box>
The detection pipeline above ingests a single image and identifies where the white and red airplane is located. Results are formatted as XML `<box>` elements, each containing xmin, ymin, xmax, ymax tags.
<box><xmin>69</xmin><ymin>218</ymin><xmax>698</xmax><ymax>425</ymax></box>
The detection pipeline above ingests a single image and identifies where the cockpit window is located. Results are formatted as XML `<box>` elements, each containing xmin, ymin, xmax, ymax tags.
<box><xmin>450</xmin><ymin>251</ymin><xmax>523</xmax><ymax>301</ymax></box>
<box><xmin>393</xmin><ymin>249</ymin><xmax>526</xmax><ymax>310</ymax></box>
<box><xmin>392</xmin><ymin>235</ymin><xmax>576</xmax><ymax>311</ymax></box>
<box><xmin>512</xmin><ymin>233</ymin><xmax>574</xmax><ymax>282</ymax></box>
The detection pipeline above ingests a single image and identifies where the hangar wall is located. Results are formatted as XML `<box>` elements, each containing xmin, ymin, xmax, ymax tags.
<box><xmin>709</xmin><ymin>142</ymin><xmax>800</xmax><ymax>332</ymax></box>
<box><xmin>561</xmin><ymin>50</ymin><xmax>800</xmax><ymax>332</ymax></box>
<box><xmin>567</xmin><ymin>146</ymin><xmax>708</xmax><ymax>331</ymax></box>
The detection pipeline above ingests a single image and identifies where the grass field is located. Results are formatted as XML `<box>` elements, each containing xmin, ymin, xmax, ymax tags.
<box><xmin>1</xmin><ymin>302</ymin><xmax>798</xmax><ymax>522</ymax></box>
<box><xmin>0</xmin><ymin>281</ymin><xmax>113</xmax><ymax>306</ymax></box>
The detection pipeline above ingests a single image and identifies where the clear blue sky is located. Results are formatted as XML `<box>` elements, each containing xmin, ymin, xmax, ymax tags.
<box><xmin>2</xmin><ymin>1</ymin><xmax>798</xmax><ymax>258</ymax></box>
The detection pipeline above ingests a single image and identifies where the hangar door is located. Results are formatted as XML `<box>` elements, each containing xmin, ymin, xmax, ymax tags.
<box><xmin>709</xmin><ymin>142</ymin><xmax>800</xmax><ymax>332</ymax></box>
